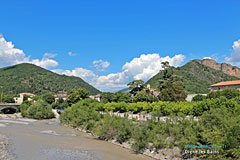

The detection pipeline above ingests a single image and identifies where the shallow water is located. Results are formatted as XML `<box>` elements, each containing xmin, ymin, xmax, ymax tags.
<box><xmin>0</xmin><ymin>116</ymin><xmax>154</xmax><ymax>160</ymax></box>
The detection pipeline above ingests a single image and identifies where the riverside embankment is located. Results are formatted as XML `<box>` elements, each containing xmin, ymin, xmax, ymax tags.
<box><xmin>0</xmin><ymin>114</ymin><xmax>154</xmax><ymax>160</ymax></box>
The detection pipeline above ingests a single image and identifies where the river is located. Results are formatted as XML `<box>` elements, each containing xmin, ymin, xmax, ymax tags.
<box><xmin>0</xmin><ymin>115</ymin><xmax>154</xmax><ymax>160</ymax></box>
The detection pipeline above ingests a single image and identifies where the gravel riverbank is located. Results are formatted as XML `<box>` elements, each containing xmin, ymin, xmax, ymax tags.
<box><xmin>0</xmin><ymin>134</ymin><xmax>12</xmax><ymax>160</ymax></box>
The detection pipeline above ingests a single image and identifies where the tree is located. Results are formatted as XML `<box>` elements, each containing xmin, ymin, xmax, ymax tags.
<box><xmin>113</xmin><ymin>91</ymin><xmax>132</xmax><ymax>103</ymax></box>
<box><xmin>133</xmin><ymin>91</ymin><xmax>148</xmax><ymax>102</ymax></box>
<box><xmin>41</xmin><ymin>93</ymin><xmax>55</xmax><ymax>104</ymax></box>
<box><xmin>158</xmin><ymin>61</ymin><xmax>187</xmax><ymax>102</ymax></box>
<box><xmin>192</xmin><ymin>94</ymin><xmax>206</xmax><ymax>101</ymax></box>
<box><xmin>100</xmin><ymin>92</ymin><xmax>115</xmax><ymax>103</ymax></box>
<box><xmin>127</xmin><ymin>80</ymin><xmax>144</xmax><ymax>96</ymax></box>
<box><xmin>67</xmin><ymin>88</ymin><xmax>89</xmax><ymax>105</ymax></box>
<box><xmin>26</xmin><ymin>99</ymin><xmax>55</xmax><ymax>119</ymax></box>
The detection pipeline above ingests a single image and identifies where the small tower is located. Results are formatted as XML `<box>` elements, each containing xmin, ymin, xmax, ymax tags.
<box><xmin>147</xmin><ymin>84</ymin><xmax>151</xmax><ymax>89</ymax></box>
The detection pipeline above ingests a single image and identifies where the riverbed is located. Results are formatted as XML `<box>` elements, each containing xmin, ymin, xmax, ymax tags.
<box><xmin>0</xmin><ymin>115</ymin><xmax>154</xmax><ymax>160</ymax></box>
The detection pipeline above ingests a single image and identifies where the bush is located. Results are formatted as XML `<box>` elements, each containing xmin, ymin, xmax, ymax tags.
<box><xmin>207</xmin><ymin>88</ymin><xmax>240</xmax><ymax>100</ymax></box>
<box><xmin>192</xmin><ymin>94</ymin><xmax>206</xmax><ymax>101</ymax></box>
<box><xmin>60</xmin><ymin>99</ymin><xmax>101</xmax><ymax>129</ymax></box>
<box><xmin>26</xmin><ymin>99</ymin><xmax>55</xmax><ymax>119</ymax></box>
<box><xmin>20</xmin><ymin>100</ymin><xmax>33</xmax><ymax>117</ymax></box>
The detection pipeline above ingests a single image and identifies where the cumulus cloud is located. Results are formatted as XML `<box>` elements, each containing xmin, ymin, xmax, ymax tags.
<box><xmin>68</xmin><ymin>51</ymin><xmax>77</xmax><ymax>56</ymax></box>
<box><xmin>225</xmin><ymin>40</ymin><xmax>240</xmax><ymax>66</ymax></box>
<box><xmin>203</xmin><ymin>57</ymin><xmax>212</xmax><ymax>60</ymax></box>
<box><xmin>53</xmin><ymin>53</ymin><xmax>185</xmax><ymax>92</ymax></box>
<box><xmin>0</xmin><ymin>34</ymin><xmax>58</xmax><ymax>69</ymax></box>
<box><xmin>0</xmin><ymin>34</ymin><xmax>29</xmax><ymax>67</ymax></box>
<box><xmin>31</xmin><ymin>57</ymin><xmax>58</xmax><ymax>68</ymax></box>
<box><xmin>122</xmin><ymin>54</ymin><xmax>185</xmax><ymax>80</ymax></box>
<box><xmin>93</xmin><ymin>59</ymin><xmax>110</xmax><ymax>71</ymax></box>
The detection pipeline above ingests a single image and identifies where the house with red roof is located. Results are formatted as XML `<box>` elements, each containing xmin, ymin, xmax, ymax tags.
<box><xmin>210</xmin><ymin>80</ymin><xmax>240</xmax><ymax>91</ymax></box>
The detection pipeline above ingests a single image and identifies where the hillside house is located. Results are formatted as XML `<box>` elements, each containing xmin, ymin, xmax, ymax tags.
<box><xmin>54</xmin><ymin>94</ymin><xmax>68</xmax><ymax>102</ymax></box>
<box><xmin>89</xmin><ymin>94</ymin><xmax>101</xmax><ymax>102</ymax></box>
<box><xmin>210</xmin><ymin>80</ymin><xmax>240</xmax><ymax>91</ymax></box>
<box><xmin>146</xmin><ymin>84</ymin><xmax>159</xmax><ymax>97</ymax></box>
<box><xmin>14</xmin><ymin>93</ymin><xmax>36</xmax><ymax>104</ymax></box>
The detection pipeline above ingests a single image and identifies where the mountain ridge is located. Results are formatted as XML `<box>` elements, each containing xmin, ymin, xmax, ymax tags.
<box><xmin>0</xmin><ymin>63</ymin><xmax>101</xmax><ymax>95</ymax></box>
<box><xmin>146</xmin><ymin>59</ymin><xmax>240</xmax><ymax>94</ymax></box>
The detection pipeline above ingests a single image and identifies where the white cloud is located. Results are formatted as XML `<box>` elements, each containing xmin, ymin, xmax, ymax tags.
<box><xmin>0</xmin><ymin>34</ymin><xmax>58</xmax><ymax>69</ymax></box>
<box><xmin>122</xmin><ymin>53</ymin><xmax>185</xmax><ymax>80</ymax></box>
<box><xmin>31</xmin><ymin>57</ymin><xmax>58</xmax><ymax>69</ymax></box>
<box><xmin>68</xmin><ymin>51</ymin><xmax>77</xmax><ymax>56</ymax></box>
<box><xmin>43</xmin><ymin>53</ymin><xmax>57</xmax><ymax>58</ymax></box>
<box><xmin>53</xmin><ymin>53</ymin><xmax>185</xmax><ymax>92</ymax></box>
<box><xmin>0</xmin><ymin>34</ymin><xmax>29</xmax><ymax>67</ymax></box>
<box><xmin>203</xmin><ymin>57</ymin><xmax>212</xmax><ymax>60</ymax></box>
<box><xmin>93</xmin><ymin>59</ymin><xmax>110</xmax><ymax>71</ymax></box>
<box><xmin>225</xmin><ymin>40</ymin><xmax>240</xmax><ymax>66</ymax></box>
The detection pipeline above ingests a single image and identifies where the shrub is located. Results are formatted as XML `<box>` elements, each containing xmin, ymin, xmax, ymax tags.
<box><xmin>26</xmin><ymin>99</ymin><xmax>55</xmax><ymax>119</ymax></box>
<box><xmin>192</xmin><ymin>94</ymin><xmax>206</xmax><ymax>101</ymax></box>
<box><xmin>20</xmin><ymin>100</ymin><xmax>33</xmax><ymax>117</ymax></box>
<box><xmin>60</xmin><ymin>99</ymin><xmax>101</xmax><ymax>130</ymax></box>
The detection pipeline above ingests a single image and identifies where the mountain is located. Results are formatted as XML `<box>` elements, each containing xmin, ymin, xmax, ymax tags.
<box><xmin>198</xmin><ymin>59</ymin><xmax>240</xmax><ymax>78</ymax></box>
<box><xmin>117</xmin><ymin>88</ymin><xmax>129</xmax><ymax>93</ymax></box>
<box><xmin>0</xmin><ymin>63</ymin><xmax>101</xmax><ymax>95</ymax></box>
<box><xmin>146</xmin><ymin>59</ymin><xmax>240</xmax><ymax>94</ymax></box>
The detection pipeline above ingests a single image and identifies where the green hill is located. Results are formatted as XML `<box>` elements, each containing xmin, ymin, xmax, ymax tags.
<box><xmin>0</xmin><ymin>63</ymin><xmax>101</xmax><ymax>95</ymax></box>
<box><xmin>146</xmin><ymin>60</ymin><xmax>240</xmax><ymax>94</ymax></box>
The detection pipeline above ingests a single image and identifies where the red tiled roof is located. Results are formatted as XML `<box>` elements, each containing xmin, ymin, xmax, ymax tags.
<box><xmin>150</xmin><ymin>88</ymin><xmax>156</xmax><ymax>91</ymax></box>
<box><xmin>211</xmin><ymin>80</ymin><xmax>240</xmax><ymax>87</ymax></box>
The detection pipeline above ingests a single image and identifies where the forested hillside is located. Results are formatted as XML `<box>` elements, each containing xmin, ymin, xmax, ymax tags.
<box><xmin>0</xmin><ymin>63</ymin><xmax>100</xmax><ymax>95</ymax></box>
<box><xmin>146</xmin><ymin>60</ymin><xmax>239</xmax><ymax>94</ymax></box>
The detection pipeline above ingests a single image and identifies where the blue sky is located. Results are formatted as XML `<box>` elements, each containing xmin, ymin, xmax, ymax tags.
<box><xmin>0</xmin><ymin>0</ymin><xmax>240</xmax><ymax>92</ymax></box>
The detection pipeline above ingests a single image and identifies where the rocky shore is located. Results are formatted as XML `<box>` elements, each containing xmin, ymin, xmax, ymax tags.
<box><xmin>0</xmin><ymin>134</ymin><xmax>12</xmax><ymax>160</ymax></box>
<box><xmin>70</xmin><ymin>126</ymin><xmax>184</xmax><ymax>160</ymax></box>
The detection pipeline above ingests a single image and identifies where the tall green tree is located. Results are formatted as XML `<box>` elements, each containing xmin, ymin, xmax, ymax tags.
<box><xmin>113</xmin><ymin>91</ymin><xmax>132</xmax><ymax>103</ymax></box>
<box><xmin>67</xmin><ymin>88</ymin><xmax>89</xmax><ymax>105</ymax></box>
<box><xmin>100</xmin><ymin>92</ymin><xmax>115</xmax><ymax>103</ymax></box>
<box><xmin>127</xmin><ymin>80</ymin><xmax>144</xmax><ymax>96</ymax></box>
<box><xmin>158</xmin><ymin>61</ymin><xmax>187</xmax><ymax>102</ymax></box>
<box><xmin>41</xmin><ymin>93</ymin><xmax>55</xmax><ymax>104</ymax></box>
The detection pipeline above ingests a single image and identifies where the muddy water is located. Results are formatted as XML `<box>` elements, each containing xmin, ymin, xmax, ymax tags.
<box><xmin>0</xmin><ymin>116</ymin><xmax>154</xmax><ymax>160</ymax></box>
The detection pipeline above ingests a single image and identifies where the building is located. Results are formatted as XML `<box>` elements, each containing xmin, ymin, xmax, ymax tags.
<box><xmin>210</xmin><ymin>80</ymin><xmax>240</xmax><ymax>91</ymax></box>
<box><xmin>146</xmin><ymin>84</ymin><xmax>159</xmax><ymax>97</ymax></box>
<box><xmin>14</xmin><ymin>93</ymin><xmax>36</xmax><ymax>104</ymax></box>
<box><xmin>54</xmin><ymin>94</ymin><xmax>68</xmax><ymax>102</ymax></box>
<box><xmin>89</xmin><ymin>94</ymin><xmax>101</xmax><ymax>102</ymax></box>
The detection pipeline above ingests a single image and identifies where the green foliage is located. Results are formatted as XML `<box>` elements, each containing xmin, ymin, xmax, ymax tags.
<box><xmin>133</xmin><ymin>91</ymin><xmax>148</xmax><ymax>102</ymax></box>
<box><xmin>101</xmin><ymin>92</ymin><xmax>132</xmax><ymax>103</ymax></box>
<box><xmin>26</xmin><ymin>99</ymin><xmax>55</xmax><ymax>119</ymax></box>
<box><xmin>192</xmin><ymin>94</ymin><xmax>206</xmax><ymax>101</ymax></box>
<box><xmin>60</xmin><ymin>99</ymin><xmax>101</xmax><ymax>130</ymax></box>
<box><xmin>0</xmin><ymin>63</ymin><xmax>100</xmax><ymax>95</ymax></box>
<box><xmin>94</xmin><ymin>115</ymin><xmax>132</xmax><ymax>143</ymax></box>
<box><xmin>157</xmin><ymin>62</ymin><xmax>187</xmax><ymax>102</ymax></box>
<box><xmin>41</xmin><ymin>93</ymin><xmax>55</xmax><ymax>104</ymax></box>
<box><xmin>100</xmin><ymin>92</ymin><xmax>115</xmax><ymax>103</ymax></box>
<box><xmin>113</xmin><ymin>91</ymin><xmax>132</xmax><ymax>103</ymax></box>
<box><xmin>207</xmin><ymin>88</ymin><xmax>240</xmax><ymax>99</ymax></box>
<box><xmin>127</xmin><ymin>80</ymin><xmax>144</xmax><ymax>96</ymax></box>
<box><xmin>1</xmin><ymin>94</ymin><xmax>16</xmax><ymax>103</ymax></box>
<box><xmin>146</xmin><ymin>60</ymin><xmax>239</xmax><ymax>94</ymax></box>
<box><xmin>67</xmin><ymin>88</ymin><xmax>89</xmax><ymax>105</ymax></box>
<box><xmin>20</xmin><ymin>100</ymin><xmax>33</xmax><ymax>117</ymax></box>
<box><xmin>59</xmin><ymin>97</ymin><xmax>240</xmax><ymax>159</ymax></box>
